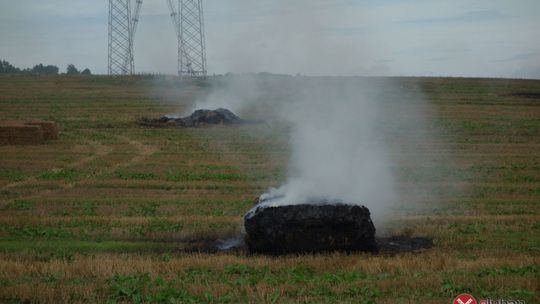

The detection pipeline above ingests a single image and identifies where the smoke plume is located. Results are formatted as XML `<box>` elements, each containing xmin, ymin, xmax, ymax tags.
<box><xmin>155</xmin><ymin>1</ymin><xmax>456</xmax><ymax>228</ymax></box>
<box><xmin>174</xmin><ymin>75</ymin><xmax>445</xmax><ymax>228</ymax></box>
<box><xmin>260</xmin><ymin>80</ymin><xmax>396</xmax><ymax>214</ymax></box>
<box><xmin>255</xmin><ymin>77</ymin><xmax>427</xmax><ymax>228</ymax></box>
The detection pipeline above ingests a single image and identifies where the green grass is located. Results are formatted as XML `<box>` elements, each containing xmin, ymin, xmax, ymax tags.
<box><xmin>40</xmin><ymin>168</ymin><xmax>81</xmax><ymax>181</ymax></box>
<box><xmin>0</xmin><ymin>168</ymin><xmax>25</xmax><ymax>182</ymax></box>
<box><xmin>115</xmin><ymin>170</ymin><xmax>157</xmax><ymax>180</ymax></box>
<box><xmin>2</xmin><ymin>200</ymin><xmax>35</xmax><ymax>211</ymax></box>
<box><xmin>166</xmin><ymin>169</ymin><xmax>248</xmax><ymax>182</ymax></box>
<box><xmin>0</xmin><ymin>240</ymin><xmax>178</xmax><ymax>253</ymax></box>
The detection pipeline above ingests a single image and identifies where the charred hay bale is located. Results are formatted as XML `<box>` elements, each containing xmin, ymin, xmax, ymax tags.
<box><xmin>137</xmin><ymin>108</ymin><xmax>247</xmax><ymax>128</ymax></box>
<box><xmin>25</xmin><ymin>121</ymin><xmax>58</xmax><ymax>140</ymax></box>
<box><xmin>0</xmin><ymin>123</ymin><xmax>45</xmax><ymax>145</ymax></box>
<box><xmin>244</xmin><ymin>203</ymin><xmax>378</xmax><ymax>254</ymax></box>
<box><xmin>179</xmin><ymin>108</ymin><xmax>244</xmax><ymax>127</ymax></box>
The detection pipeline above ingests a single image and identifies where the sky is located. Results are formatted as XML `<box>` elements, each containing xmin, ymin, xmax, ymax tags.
<box><xmin>0</xmin><ymin>0</ymin><xmax>539</xmax><ymax>78</ymax></box>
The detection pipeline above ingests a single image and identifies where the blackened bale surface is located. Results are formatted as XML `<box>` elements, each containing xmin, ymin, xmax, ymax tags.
<box><xmin>138</xmin><ymin>108</ymin><xmax>247</xmax><ymax>128</ymax></box>
<box><xmin>244</xmin><ymin>203</ymin><xmax>378</xmax><ymax>254</ymax></box>
<box><xmin>181</xmin><ymin>108</ymin><xmax>244</xmax><ymax>126</ymax></box>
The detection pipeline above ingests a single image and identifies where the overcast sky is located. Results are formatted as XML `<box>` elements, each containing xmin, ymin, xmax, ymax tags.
<box><xmin>0</xmin><ymin>0</ymin><xmax>539</xmax><ymax>78</ymax></box>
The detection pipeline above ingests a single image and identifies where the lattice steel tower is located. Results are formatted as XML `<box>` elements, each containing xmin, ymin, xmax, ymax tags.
<box><xmin>179</xmin><ymin>0</ymin><xmax>207</xmax><ymax>77</ymax></box>
<box><xmin>108</xmin><ymin>0</ymin><xmax>130</xmax><ymax>75</ymax></box>
<box><xmin>108</xmin><ymin>0</ymin><xmax>206</xmax><ymax>77</ymax></box>
<box><xmin>168</xmin><ymin>0</ymin><xmax>207</xmax><ymax>77</ymax></box>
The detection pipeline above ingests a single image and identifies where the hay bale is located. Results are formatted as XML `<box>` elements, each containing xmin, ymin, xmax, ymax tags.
<box><xmin>138</xmin><ymin>108</ymin><xmax>250</xmax><ymax>128</ymax></box>
<box><xmin>244</xmin><ymin>203</ymin><xmax>378</xmax><ymax>254</ymax></box>
<box><xmin>0</xmin><ymin>123</ymin><xmax>45</xmax><ymax>145</ymax></box>
<box><xmin>25</xmin><ymin>121</ymin><xmax>58</xmax><ymax>140</ymax></box>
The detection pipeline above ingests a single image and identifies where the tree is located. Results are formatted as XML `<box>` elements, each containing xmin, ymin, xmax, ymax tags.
<box><xmin>1</xmin><ymin>59</ymin><xmax>61</xmax><ymax>75</ymax></box>
<box><xmin>46</xmin><ymin>65</ymin><xmax>60</xmax><ymax>75</ymax></box>
<box><xmin>32</xmin><ymin>64</ymin><xmax>59</xmax><ymax>75</ymax></box>
<box><xmin>0</xmin><ymin>60</ymin><xmax>21</xmax><ymax>74</ymax></box>
<box><xmin>66</xmin><ymin>64</ymin><xmax>80</xmax><ymax>75</ymax></box>
<box><xmin>81</xmin><ymin>68</ymin><xmax>92</xmax><ymax>75</ymax></box>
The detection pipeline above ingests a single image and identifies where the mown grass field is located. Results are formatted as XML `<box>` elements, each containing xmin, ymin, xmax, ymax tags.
<box><xmin>0</xmin><ymin>75</ymin><xmax>538</xmax><ymax>303</ymax></box>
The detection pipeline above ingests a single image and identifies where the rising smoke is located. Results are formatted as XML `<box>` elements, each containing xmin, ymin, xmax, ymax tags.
<box><xmin>175</xmin><ymin>75</ymin><xmax>446</xmax><ymax>228</ymax></box>
<box><xmin>259</xmin><ymin>79</ymin><xmax>397</xmax><ymax>213</ymax></box>
<box><xmin>254</xmin><ymin>77</ymin><xmax>436</xmax><ymax>228</ymax></box>
<box><xmin>157</xmin><ymin>1</ymin><xmax>454</xmax><ymax>228</ymax></box>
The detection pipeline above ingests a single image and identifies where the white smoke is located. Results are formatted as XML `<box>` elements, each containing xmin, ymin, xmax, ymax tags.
<box><xmin>173</xmin><ymin>75</ymin><xmax>441</xmax><ymax>227</ymax></box>
<box><xmin>255</xmin><ymin>78</ymin><xmax>405</xmax><ymax>226</ymax></box>
<box><xmin>150</xmin><ymin>1</ymin><xmax>457</xmax><ymax>228</ymax></box>
<box><xmin>184</xmin><ymin>76</ymin><xmax>264</xmax><ymax>116</ymax></box>
<box><xmin>155</xmin><ymin>75</ymin><xmax>448</xmax><ymax>228</ymax></box>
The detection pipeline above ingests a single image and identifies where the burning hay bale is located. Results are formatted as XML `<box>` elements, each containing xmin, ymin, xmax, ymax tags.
<box><xmin>0</xmin><ymin>121</ymin><xmax>58</xmax><ymax>145</ymax></box>
<box><xmin>244</xmin><ymin>200</ymin><xmax>378</xmax><ymax>254</ymax></box>
<box><xmin>138</xmin><ymin>108</ymin><xmax>248</xmax><ymax>128</ymax></box>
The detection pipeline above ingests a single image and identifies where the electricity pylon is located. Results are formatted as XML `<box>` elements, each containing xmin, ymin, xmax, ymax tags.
<box><xmin>108</xmin><ymin>0</ymin><xmax>207</xmax><ymax>77</ymax></box>
<box><xmin>108</xmin><ymin>0</ymin><xmax>142</xmax><ymax>75</ymax></box>
<box><xmin>168</xmin><ymin>0</ymin><xmax>207</xmax><ymax>77</ymax></box>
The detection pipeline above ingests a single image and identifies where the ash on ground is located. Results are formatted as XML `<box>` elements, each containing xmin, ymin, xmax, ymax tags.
<box><xmin>376</xmin><ymin>235</ymin><xmax>433</xmax><ymax>254</ymax></box>
<box><xmin>210</xmin><ymin>235</ymin><xmax>433</xmax><ymax>255</ymax></box>
<box><xmin>138</xmin><ymin>108</ymin><xmax>250</xmax><ymax>128</ymax></box>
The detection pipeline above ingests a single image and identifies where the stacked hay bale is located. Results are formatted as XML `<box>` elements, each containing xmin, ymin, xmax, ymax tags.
<box><xmin>25</xmin><ymin>121</ymin><xmax>58</xmax><ymax>140</ymax></box>
<box><xmin>0</xmin><ymin>121</ymin><xmax>58</xmax><ymax>145</ymax></box>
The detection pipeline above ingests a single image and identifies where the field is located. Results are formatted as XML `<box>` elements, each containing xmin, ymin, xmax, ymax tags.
<box><xmin>0</xmin><ymin>75</ymin><xmax>538</xmax><ymax>303</ymax></box>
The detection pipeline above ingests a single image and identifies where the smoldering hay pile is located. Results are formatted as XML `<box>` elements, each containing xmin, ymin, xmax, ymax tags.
<box><xmin>241</xmin><ymin>191</ymin><xmax>433</xmax><ymax>255</ymax></box>
<box><xmin>245</xmin><ymin>197</ymin><xmax>378</xmax><ymax>254</ymax></box>
<box><xmin>138</xmin><ymin>108</ymin><xmax>249</xmax><ymax>128</ymax></box>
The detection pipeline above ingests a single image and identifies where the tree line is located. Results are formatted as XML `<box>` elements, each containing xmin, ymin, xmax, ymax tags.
<box><xmin>0</xmin><ymin>59</ymin><xmax>91</xmax><ymax>75</ymax></box>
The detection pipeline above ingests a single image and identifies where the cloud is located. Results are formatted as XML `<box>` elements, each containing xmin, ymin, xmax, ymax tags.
<box><xmin>494</xmin><ymin>52</ymin><xmax>540</xmax><ymax>62</ymax></box>
<box><xmin>512</xmin><ymin>65</ymin><xmax>540</xmax><ymax>79</ymax></box>
<box><xmin>0</xmin><ymin>1</ymin><xmax>104</xmax><ymax>18</ymax></box>
<box><xmin>319</xmin><ymin>26</ymin><xmax>367</xmax><ymax>36</ymax></box>
<box><xmin>428</xmin><ymin>57</ymin><xmax>457</xmax><ymax>62</ymax></box>
<box><xmin>398</xmin><ymin>9</ymin><xmax>509</xmax><ymax>25</ymax></box>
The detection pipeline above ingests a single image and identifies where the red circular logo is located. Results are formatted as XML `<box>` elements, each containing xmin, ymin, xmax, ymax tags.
<box><xmin>453</xmin><ymin>294</ymin><xmax>477</xmax><ymax>304</ymax></box>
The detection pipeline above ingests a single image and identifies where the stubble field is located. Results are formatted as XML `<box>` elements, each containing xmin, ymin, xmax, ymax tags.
<box><xmin>0</xmin><ymin>75</ymin><xmax>538</xmax><ymax>303</ymax></box>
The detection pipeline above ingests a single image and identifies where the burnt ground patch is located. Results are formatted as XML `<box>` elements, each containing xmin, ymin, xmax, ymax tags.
<box><xmin>167</xmin><ymin>235</ymin><xmax>434</xmax><ymax>256</ymax></box>
<box><xmin>375</xmin><ymin>236</ymin><xmax>433</xmax><ymax>255</ymax></box>
<box><xmin>503</xmin><ymin>92</ymin><xmax>540</xmax><ymax>99</ymax></box>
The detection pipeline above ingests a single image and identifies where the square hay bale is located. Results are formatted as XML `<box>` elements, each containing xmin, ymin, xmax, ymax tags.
<box><xmin>0</xmin><ymin>123</ymin><xmax>45</xmax><ymax>145</ymax></box>
<box><xmin>245</xmin><ymin>203</ymin><xmax>378</xmax><ymax>254</ymax></box>
<box><xmin>25</xmin><ymin>121</ymin><xmax>58</xmax><ymax>140</ymax></box>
